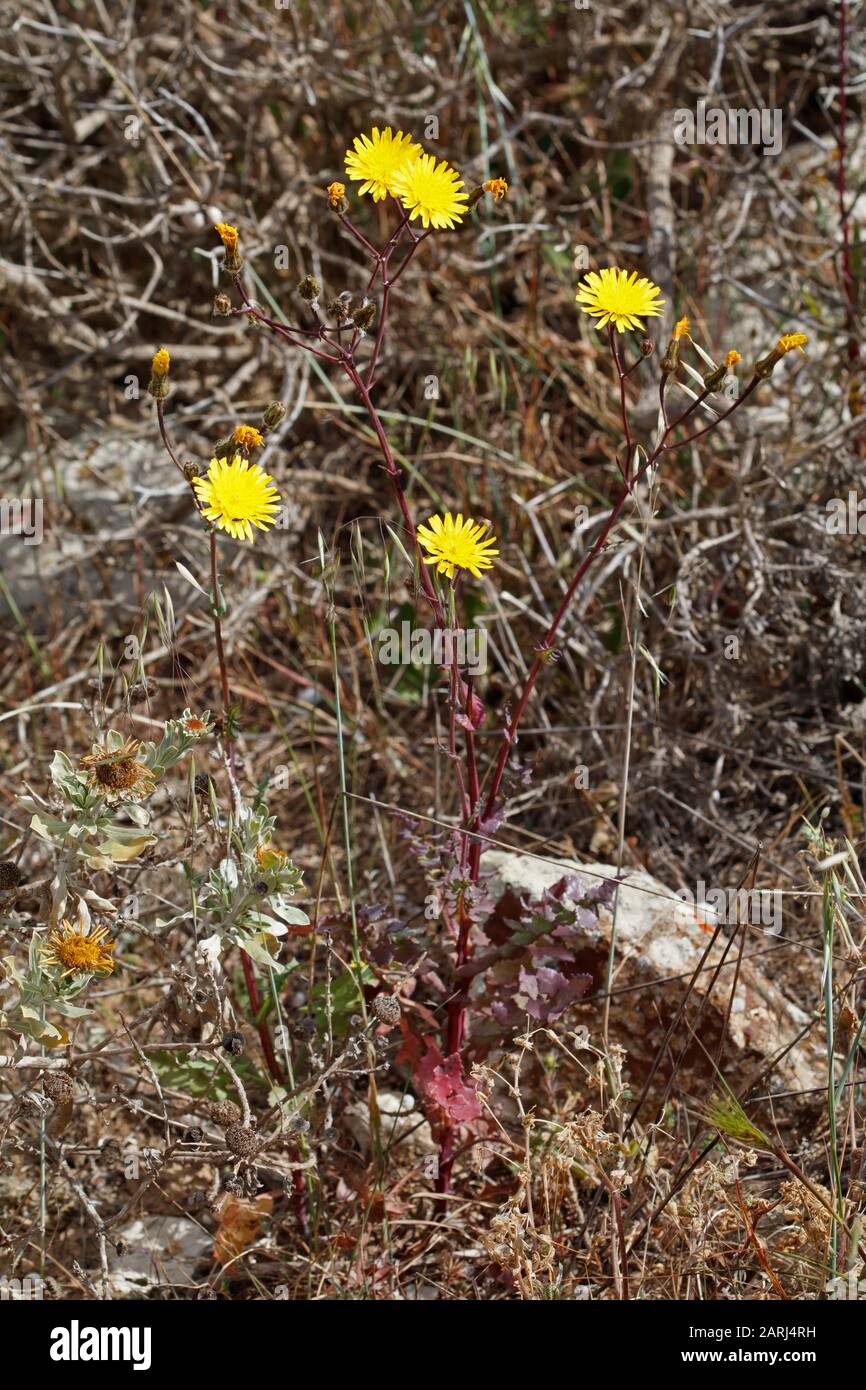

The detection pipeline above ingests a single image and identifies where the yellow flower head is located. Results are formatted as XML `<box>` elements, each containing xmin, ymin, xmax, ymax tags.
<box><xmin>483</xmin><ymin>178</ymin><xmax>509</xmax><ymax>201</ymax></box>
<box><xmin>391</xmin><ymin>153</ymin><xmax>469</xmax><ymax>230</ymax></box>
<box><xmin>725</xmin><ymin>349</ymin><xmax>742</xmax><ymax>368</ymax></box>
<box><xmin>193</xmin><ymin>454</ymin><xmax>281</xmax><ymax>543</ymax></box>
<box><xmin>344</xmin><ymin>127</ymin><xmax>422</xmax><ymax>202</ymax></box>
<box><xmin>42</xmin><ymin>918</ymin><xmax>116</xmax><ymax>979</ymax></box>
<box><xmin>673</xmin><ymin>316</ymin><xmax>690</xmax><ymax>341</ymax></box>
<box><xmin>777</xmin><ymin>332</ymin><xmax>808</xmax><ymax>356</ymax></box>
<box><xmin>80</xmin><ymin>736</ymin><xmax>155</xmax><ymax>802</ymax></box>
<box><xmin>416</xmin><ymin>512</ymin><xmax>499</xmax><ymax>580</ymax></box>
<box><xmin>214</xmin><ymin>222</ymin><xmax>239</xmax><ymax>252</ymax></box>
<box><xmin>575</xmin><ymin>267</ymin><xmax>666</xmax><ymax>333</ymax></box>
<box><xmin>151</xmin><ymin>348</ymin><xmax>170</xmax><ymax>377</ymax></box>
<box><xmin>232</xmin><ymin>424</ymin><xmax>264</xmax><ymax>452</ymax></box>
<box><xmin>255</xmin><ymin>841</ymin><xmax>287</xmax><ymax>872</ymax></box>
<box><xmin>327</xmin><ymin>181</ymin><xmax>346</xmax><ymax>207</ymax></box>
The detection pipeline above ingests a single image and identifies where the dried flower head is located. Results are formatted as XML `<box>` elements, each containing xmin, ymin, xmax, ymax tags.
<box><xmin>151</xmin><ymin>348</ymin><xmax>170</xmax><ymax>377</ymax></box>
<box><xmin>372</xmin><ymin>994</ymin><xmax>401</xmax><ymax>1026</ymax></box>
<box><xmin>43</xmin><ymin>1071</ymin><xmax>74</xmax><ymax>1105</ymax></box>
<box><xmin>231</xmin><ymin>424</ymin><xmax>264</xmax><ymax>452</ymax></box>
<box><xmin>41</xmin><ymin>918</ymin><xmax>116</xmax><ymax>979</ymax></box>
<box><xmin>80</xmin><ymin>736</ymin><xmax>156</xmax><ymax>802</ymax></box>
<box><xmin>343</xmin><ymin>127</ymin><xmax>422</xmax><ymax>201</ymax></box>
<box><xmin>575</xmin><ymin>268</ymin><xmax>666</xmax><ymax>333</ymax></box>
<box><xmin>0</xmin><ymin>861</ymin><xmax>23</xmax><ymax>891</ymax></box>
<box><xmin>391</xmin><ymin>152</ymin><xmax>469</xmax><ymax>230</ymax></box>
<box><xmin>417</xmin><ymin>512</ymin><xmax>499</xmax><ymax>580</ymax></box>
<box><xmin>725</xmin><ymin>349</ymin><xmax>742</xmax><ymax>368</ymax></box>
<box><xmin>224</xmin><ymin>1123</ymin><xmax>260</xmax><ymax>1159</ymax></box>
<box><xmin>208</xmin><ymin>1099</ymin><xmax>242</xmax><ymax>1127</ymax></box>
<box><xmin>193</xmin><ymin>454</ymin><xmax>281</xmax><ymax>543</ymax></box>
<box><xmin>327</xmin><ymin>180</ymin><xmax>346</xmax><ymax>207</ymax></box>
<box><xmin>673</xmin><ymin>316</ymin><xmax>690</xmax><ymax>340</ymax></box>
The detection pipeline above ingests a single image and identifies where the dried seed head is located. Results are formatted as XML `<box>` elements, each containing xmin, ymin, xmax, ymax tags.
<box><xmin>326</xmin><ymin>296</ymin><xmax>350</xmax><ymax>324</ymax></box>
<box><xmin>221</xmin><ymin>1031</ymin><xmax>244</xmax><ymax>1056</ymax></box>
<box><xmin>43</xmin><ymin>1071</ymin><xmax>74</xmax><ymax>1105</ymax></box>
<box><xmin>213</xmin><ymin>293</ymin><xmax>233</xmax><ymax>317</ymax></box>
<box><xmin>194</xmin><ymin>773</ymin><xmax>211</xmax><ymax>797</ymax></box>
<box><xmin>372</xmin><ymin>994</ymin><xmax>401</xmax><ymax>1026</ymax></box>
<box><xmin>208</xmin><ymin>1099</ymin><xmax>242</xmax><ymax>1127</ymax></box>
<box><xmin>0</xmin><ymin>861</ymin><xmax>23</xmax><ymax>891</ymax></box>
<box><xmin>183</xmin><ymin>1126</ymin><xmax>204</xmax><ymax>1143</ymax></box>
<box><xmin>224</xmin><ymin>1123</ymin><xmax>260</xmax><ymax>1158</ymax></box>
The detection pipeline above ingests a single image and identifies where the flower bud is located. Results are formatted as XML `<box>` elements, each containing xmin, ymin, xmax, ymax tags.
<box><xmin>298</xmin><ymin>275</ymin><xmax>320</xmax><ymax>303</ymax></box>
<box><xmin>213</xmin><ymin>293</ymin><xmax>232</xmax><ymax>317</ymax></box>
<box><xmin>214</xmin><ymin>222</ymin><xmax>242</xmax><ymax>274</ymax></box>
<box><xmin>262</xmin><ymin>401</ymin><xmax>286</xmax><ymax>430</ymax></box>
<box><xmin>326</xmin><ymin>181</ymin><xmax>348</xmax><ymax>214</ymax></box>
<box><xmin>753</xmin><ymin>332</ymin><xmax>807</xmax><ymax>381</ymax></box>
<box><xmin>352</xmin><ymin>301</ymin><xmax>377</xmax><ymax>332</ymax></box>
<box><xmin>147</xmin><ymin>347</ymin><xmax>171</xmax><ymax>399</ymax></box>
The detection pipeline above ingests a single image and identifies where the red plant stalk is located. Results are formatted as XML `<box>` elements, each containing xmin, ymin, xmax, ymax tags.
<box><xmin>223</xmin><ymin>210</ymin><xmax>766</xmax><ymax>1198</ymax></box>
<box><xmin>837</xmin><ymin>0</ymin><xmax>862</xmax><ymax>425</ymax></box>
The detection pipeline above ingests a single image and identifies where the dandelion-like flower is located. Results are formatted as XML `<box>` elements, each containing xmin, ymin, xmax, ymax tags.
<box><xmin>151</xmin><ymin>348</ymin><xmax>170</xmax><ymax>377</ymax></box>
<box><xmin>483</xmin><ymin>178</ymin><xmax>508</xmax><ymax>201</ymax></box>
<box><xmin>231</xmin><ymin>424</ymin><xmax>264</xmax><ymax>452</ymax></box>
<box><xmin>416</xmin><ymin>512</ymin><xmax>499</xmax><ymax>580</ymax></box>
<box><xmin>41</xmin><ymin>918</ymin><xmax>116</xmax><ymax>980</ymax></box>
<box><xmin>391</xmin><ymin>153</ymin><xmax>469</xmax><ymax>230</ymax></box>
<box><xmin>575</xmin><ymin>268</ymin><xmax>665</xmax><ymax>333</ymax></box>
<box><xmin>193</xmin><ymin>454</ymin><xmax>281</xmax><ymax>543</ymax></box>
<box><xmin>80</xmin><ymin>736</ymin><xmax>155</xmax><ymax>802</ymax></box>
<box><xmin>343</xmin><ymin>127</ymin><xmax>422</xmax><ymax>202</ymax></box>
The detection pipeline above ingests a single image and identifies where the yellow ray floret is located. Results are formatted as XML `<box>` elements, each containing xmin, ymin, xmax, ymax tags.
<box><xmin>391</xmin><ymin>153</ymin><xmax>469</xmax><ymax>230</ymax></box>
<box><xmin>575</xmin><ymin>267</ymin><xmax>666</xmax><ymax>333</ymax></box>
<box><xmin>193</xmin><ymin>454</ymin><xmax>281</xmax><ymax>543</ymax></box>
<box><xmin>416</xmin><ymin>512</ymin><xmax>499</xmax><ymax>580</ymax></box>
<box><xmin>344</xmin><ymin>127</ymin><xmax>422</xmax><ymax>201</ymax></box>
<box><xmin>41</xmin><ymin>918</ymin><xmax>116</xmax><ymax>979</ymax></box>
